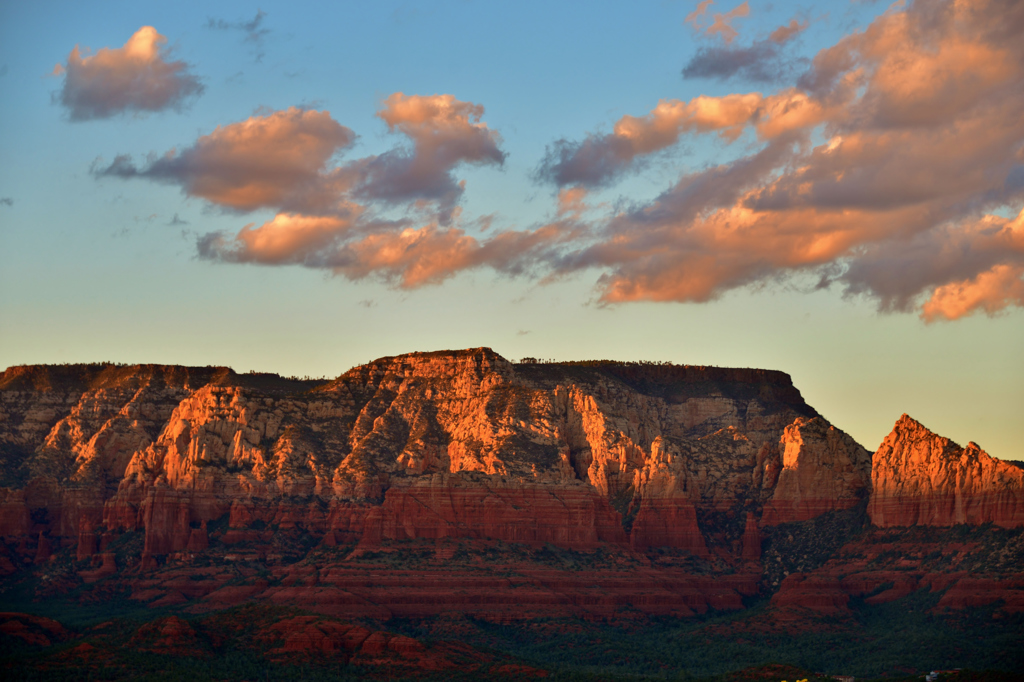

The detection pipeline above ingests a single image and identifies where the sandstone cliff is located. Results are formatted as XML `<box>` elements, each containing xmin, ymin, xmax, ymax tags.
<box><xmin>0</xmin><ymin>349</ymin><xmax>876</xmax><ymax>559</ymax></box>
<box><xmin>868</xmin><ymin>414</ymin><xmax>1024</xmax><ymax>528</ymax></box>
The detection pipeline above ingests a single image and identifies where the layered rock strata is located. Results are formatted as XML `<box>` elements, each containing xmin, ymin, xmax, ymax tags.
<box><xmin>869</xmin><ymin>415</ymin><xmax>1024</xmax><ymax>528</ymax></box>
<box><xmin>1</xmin><ymin>350</ymin><xmax>876</xmax><ymax>559</ymax></box>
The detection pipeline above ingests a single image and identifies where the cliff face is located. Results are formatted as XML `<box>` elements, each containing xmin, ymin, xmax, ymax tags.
<box><xmin>0</xmin><ymin>349</ymin><xmax>874</xmax><ymax>558</ymax></box>
<box><xmin>3</xmin><ymin>350</ymin><xmax>1024</xmax><ymax>632</ymax></box>
<box><xmin>868</xmin><ymin>414</ymin><xmax>1024</xmax><ymax>528</ymax></box>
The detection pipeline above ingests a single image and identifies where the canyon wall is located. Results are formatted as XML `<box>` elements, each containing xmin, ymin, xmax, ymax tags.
<box><xmin>0</xmin><ymin>349</ymin><xmax>880</xmax><ymax>558</ymax></box>
<box><xmin>2</xmin><ymin>349</ymin><xmax>1021</xmax><ymax>572</ymax></box>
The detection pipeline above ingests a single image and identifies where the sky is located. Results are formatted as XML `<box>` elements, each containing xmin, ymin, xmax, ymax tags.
<box><xmin>0</xmin><ymin>0</ymin><xmax>1022</xmax><ymax>460</ymax></box>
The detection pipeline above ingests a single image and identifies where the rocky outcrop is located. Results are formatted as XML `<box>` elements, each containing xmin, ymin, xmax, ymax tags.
<box><xmin>761</xmin><ymin>417</ymin><xmax>871</xmax><ymax>525</ymax></box>
<box><xmin>868</xmin><ymin>415</ymin><xmax>1024</xmax><ymax>528</ymax></box>
<box><xmin>2</xmin><ymin>350</ymin><xmax>848</xmax><ymax>560</ymax></box>
<box><xmin>3</xmin><ymin>349</ymin><xmax>1019</xmax><ymax>593</ymax></box>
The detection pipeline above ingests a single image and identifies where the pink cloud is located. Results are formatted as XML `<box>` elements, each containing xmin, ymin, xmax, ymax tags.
<box><xmin>538</xmin><ymin>93</ymin><xmax>763</xmax><ymax>187</ymax></box>
<box><xmin>96</xmin><ymin>107</ymin><xmax>356</xmax><ymax>213</ymax></box>
<box><xmin>921</xmin><ymin>264</ymin><xmax>1024</xmax><ymax>322</ymax></box>
<box><xmin>99</xmin><ymin>94</ymin><xmax>504</xmax><ymax>228</ymax></box>
<box><xmin>357</xmin><ymin>93</ymin><xmax>506</xmax><ymax>224</ymax></box>
<box><xmin>99</xmin><ymin>0</ymin><xmax>1024</xmax><ymax>320</ymax></box>
<box><xmin>200</xmin><ymin>211</ymin><xmax>360</xmax><ymax>265</ymax></box>
<box><xmin>543</xmin><ymin>0</ymin><xmax>1024</xmax><ymax>319</ymax></box>
<box><xmin>769</xmin><ymin>19</ymin><xmax>808</xmax><ymax>45</ymax></box>
<box><xmin>55</xmin><ymin>26</ymin><xmax>203</xmax><ymax>120</ymax></box>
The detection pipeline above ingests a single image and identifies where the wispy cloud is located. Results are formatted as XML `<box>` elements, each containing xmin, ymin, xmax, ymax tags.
<box><xmin>536</xmin><ymin>93</ymin><xmax>762</xmax><ymax>187</ymax></box>
<box><xmin>53</xmin><ymin>26</ymin><xmax>203</xmax><ymax>121</ymax></box>
<box><xmin>686</xmin><ymin>1</ymin><xmax>750</xmax><ymax>44</ymax></box>
<box><xmin>682</xmin><ymin>17</ymin><xmax>808</xmax><ymax>82</ymax></box>
<box><xmin>207</xmin><ymin>9</ymin><xmax>270</xmax><ymax>62</ymax></box>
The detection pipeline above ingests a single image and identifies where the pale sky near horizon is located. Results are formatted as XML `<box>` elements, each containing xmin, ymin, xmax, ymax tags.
<box><xmin>1</xmin><ymin>0</ymin><xmax>1022</xmax><ymax>460</ymax></box>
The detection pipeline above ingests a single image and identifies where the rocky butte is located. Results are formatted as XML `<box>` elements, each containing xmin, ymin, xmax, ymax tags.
<box><xmin>1</xmin><ymin>349</ymin><xmax>1022</xmax><ymax>677</ymax></box>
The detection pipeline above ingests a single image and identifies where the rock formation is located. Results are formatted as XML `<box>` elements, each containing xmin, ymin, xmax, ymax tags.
<box><xmin>1</xmin><ymin>349</ymin><xmax>1022</xmax><ymax>626</ymax></box>
<box><xmin>869</xmin><ymin>414</ymin><xmax>1024</xmax><ymax>528</ymax></box>
<box><xmin>3</xmin><ymin>349</ymin><xmax>869</xmax><ymax>558</ymax></box>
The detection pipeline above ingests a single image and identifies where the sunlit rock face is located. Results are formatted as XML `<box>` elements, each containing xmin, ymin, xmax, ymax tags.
<box><xmin>5</xmin><ymin>348</ymin><xmax>1015</xmax><ymax>563</ymax></box>
<box><xmin>868</xmin><ymin>414</ymin><xmax>1024</xmax><ymax>529</ymax></box>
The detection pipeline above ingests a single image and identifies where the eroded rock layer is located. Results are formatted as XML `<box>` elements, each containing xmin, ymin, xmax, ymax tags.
<box><xmin>1</xmin><ymin>349</ymin><xmax>879</xmax><ymax>559</ymax></box>
<box><xmin>869</xmin><ymin>415</ymin><xmax>1024</xmax><ymax>528</ymax></box>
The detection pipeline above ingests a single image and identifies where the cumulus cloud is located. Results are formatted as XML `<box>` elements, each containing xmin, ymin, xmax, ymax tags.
<box><xmin>54</xmin><ymin>26</ymin><xmax>203</xmax><ymax>121</ymax></box>
<box><xmin>105</xmin><ymin>0</ymin><xmax>1024</xmax><ymax>320</ymax></box>
<box><xmin>97</xmin><ymin>95</ymin><xmax>504</xmax><ymax>224</ymax></box>
<box><xmin>98</xmin><ymin>94</ymin><xmax>523</xmax><ymax>284</ymax></box>
<box><xmin>357</xmin><ymin>93</ymin><xmax>506</xmax><ymax>224</ymax></box>
<box><xmin>95</xmin><ymin>107</ymin><xmax>356</xmax><ymax>212</ymax></box>
<box><xmin>539</xmin><ymin>0</ymin><xmax>1024</xmax><ymax>319</ymax></box>
<box><xmin>922</xmin><ymin>264</ymin><xmax>1024</xmax><ymax>322</ymax></box>
<box><xmin>202</xmin><ymin>214</ymin><xmax>578</xmax><ymax>288</ymax></box>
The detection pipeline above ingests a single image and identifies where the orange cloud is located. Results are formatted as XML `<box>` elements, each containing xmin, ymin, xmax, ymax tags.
<box><xmin>55</xmin><ymin>26</ymin><xmax>203</xmax><ymax>120</ymax></box>
<box><xmin>96</xmin><ymin>107</ymin><xmax>355</xmax><ymax>212</ymax></box>
<box><xmin>104</xmin><ymin>0</ymin><xmax>1024</xmax><ymax>321</ymax></box>
<box><xmin>706</xmin><ymin>2</ymin><xmax>750</xmax><ymax>44</ymax></box>
<box><xmin>538</xmin><ymin>93</ymin><xmax>763</xmax><ymax>187</ymax></box>
<box><xmin>922</xmin><ymin>264</ymin><xmax>1024</xmax><ymax>322</ymax></box>
<box><xmin>572</xmin><ymin>0</ymin><xmax>1024</xmax><ymax>314</ymax></box>
<box><xmin>359</xmin><ymin>94</ymin><xmax>506</xmax><ymax>223</ymax></box>
<box><xmin>557</xmin><ymin>187</ymin><xmax>589</xmax><ymax>217</ymax></box>
<box><xmin>206</xmin><ymin>211</ymin><xmax>358</xmax><ymax>265</ymax></box>
<box><xmin>769</xmin><ymin>19</ymin><xmax>808</xmax><ymax>44</ymax></box>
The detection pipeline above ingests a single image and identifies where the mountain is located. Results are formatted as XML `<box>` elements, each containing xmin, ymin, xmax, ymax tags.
<box><xmin>1</xmin><ymin>349</ymin><xmax>1022</xmax><ymax>679</ymax></box>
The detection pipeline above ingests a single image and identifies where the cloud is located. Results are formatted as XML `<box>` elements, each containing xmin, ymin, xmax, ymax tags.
<box><xmin>107</xmin><ymin>0</ymin><xmax>1024</xmax><ymax>321</ymax></box>
<box><xmin>922</xmin><ymin>264</ymin><xmax>1024</xmax><ymax>322</ymax></box>
<box><xmin>207</xmin><ymin>10</ymin><xmax>270</xmax><ymax>61</ymax></box>
<box><xmin>687</xmin><ymin>1</ymin><xmax>750</xmax><ymax>44</ymax></box>
<box><xmin>357</xmin><ymin>93</ymin><xmax>506</xmax><ymax>224</ymax></box>
<box><xmin>94</xmin><ymin>107</ymin><xmax>357</xmax><ymax>213</ymax></box>
<box><xmin>770</xmin><ymin>19</ymin><xmax>808</xmax><ymax>45</ymax></box>
<box><xmin>97</xmin><ymin>93</ymin><xmax>522</xmax><ymax>283</ymax></box>
<box><xmin>685</xmin><ymin>0</ymin><xmax>714</xmax><ymax>27</ymax></box>
<box><xmin>199</xmin><ymin>210</ymin><xmax>361</xmax><ymax>265</ymax></box>
<box><xmin>537</xmin><ymin>93</ymin><xmax>762</xmax><ymax>187</ymax></box>
<box><xmin>683</xmin><ymin>18</ymin><xmax>808</xmax><ymax>82</ymax></box>
<box><xmin>98</xmin><ymin>95</ymin><xmax>504</xmax><ymax>226</ymax></box>
<box><xmin>683</xmin><ymin>42</ymin><xmax>782</xmax><ymax>82</ymax></box>
<box><xmin>706</xmin><ymin>2</ymin><xmax>750</xmax><ymax>44</ymax></box>
<box><xmin>54</xmin><ymin>26</ymin><xmax>203</xmax><ymax>121</ymax></box>
<box><xmin>540</xmin><ymin>0</ymin><xmax>1024</xmax><ymax>319</ymax></box>
<box><xmin>557</xmin><ymin>187</ymin><xmax>589</xmax><ymax>217</ymax></box>
<box><xmin>202</xmin><ymin>215</ymin><xmax>577</xmax><ymax>288</ymax></box>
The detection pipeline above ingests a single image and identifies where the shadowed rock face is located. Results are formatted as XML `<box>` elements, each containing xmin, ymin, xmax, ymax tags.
<box><xmin>869</xmin><ymin>414</ymin><xmax>1024</xmax><ymax>528</ymax></box>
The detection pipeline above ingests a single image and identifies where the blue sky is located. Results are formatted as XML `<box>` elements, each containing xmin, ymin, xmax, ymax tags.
<box><xmin>1</xmin><ymin>0</ymin><xmax>1022</xmax><ymax>460</ymax></box>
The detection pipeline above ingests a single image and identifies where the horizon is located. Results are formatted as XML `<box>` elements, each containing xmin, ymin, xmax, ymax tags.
<box><xmin>1</xmin><ymin>0</ymin><xmax>1022</xmax><ymax>462</ymax></box>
